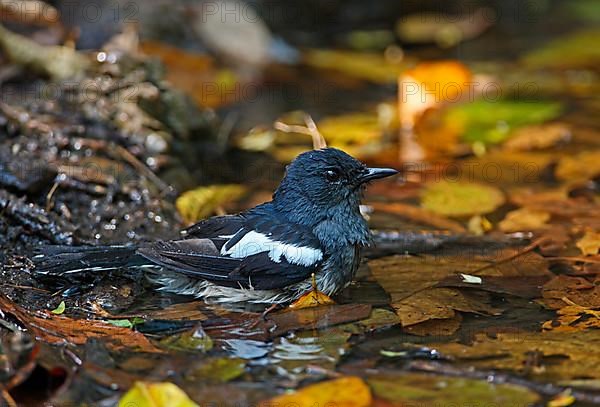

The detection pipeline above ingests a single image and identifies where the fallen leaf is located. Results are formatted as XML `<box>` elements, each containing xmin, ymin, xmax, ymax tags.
<box><xmin>289</xmin><ymin>290</ymin><xmax>335</xmax><ymax>309</ymax></box>
<box><xmin>159</xmin><ymin>326</ymin><xmax>213</xmax><ymax>353</ymax></box>
<box><xmin>542</xmin><ymin>301</ymin><xmax>600</xmax><ymax>332</ymax></box>
<box><xmin>185</xmin><ymin>358</ymin><xmax>246</xmax><ymax>383</ymax></box>
<box><xmin>176</xmin><ymin>185</ymin><xmax>247</xmax><ymax>224</ymax></box>
<box><xmin>556</xmin><ymin>151</ymin><xmax>600</xmax><ymax>182</ymax></box>
<box><xmin>0</xmin><ymin>294</ymin><xmax>161</xmax><ymax>353</ymax></box>
<box><xmin>50</xmin><ymin>301</ymin><xmax>66</xmax><ymax>315</ymax></box>
<box><xmin>370</xmin><ymin>202</ymin><xmax>466</xmax><ymax>232</ymax></box>
<box><xmin>392</xmin><ymin>288</ymin><xmax>501</xmax><ymax>327</ymax></box>
<box><xmin>431</xmin><ymin>330</ymin><xmax>600</xmax><ymax>381</ymax></box>
<box><xmin>541</xmin><ymin>275</ymin><xmax>600</xmax><ymax>310</ymax></box>
<box><xmin>421</xmin><ymin>181</ymin><xmax>505</xmax><ymax>217</ymax></box>
<box><xmin>522</xmin><ymin>29</ymin><xmax>600</xmax><ymax>69</ymax></box>
<box><xmin>304</xmin><ymin>49</ymin><xmax>406</xmax><ymax>83</ymax></box>
<box><xmin>404</xmin><ymin>314</ymin><xmax>463</xmax><ymax>337</ymax></box>
<box><xmin>445</xmin><ymin>100</ymin><xmax>563</xmax><ymax>145</ymax></box>
<box><xmin>119</xmin><ymin>381</ymin><xmax>198</xmax><ymax>407</ymax></box>
<box><xmin>498</xmin><ymin>207</ymin><xmax>551</xmax><ymax>232</ymax></box>
<box><xmin>576</xmin><ymin>230</ymin><xmax>600</xmax><ymax>256</ymax></box>
<box><xmin>262</xmin><ymin>376</ymin><xmax>372</xmax><ymax>407</ymax></box>
<box><xmin>548</xmin><ymin>389</ymin><xmax>576</xmax><ymax>407</ymax></box>
<box><xmin>369</xmin><ymin>372</ymin><xmax>540</xmax><ymax>405</ymax></box>
<box><xmin>504</xmin><ymin>123</ymin><xmax>571</xmax><ymax>151</ymax></box>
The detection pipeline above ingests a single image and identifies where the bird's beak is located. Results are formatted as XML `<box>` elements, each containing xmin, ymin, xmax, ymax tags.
<box><xmin>359</xmin><ymin>167</ymin><xmax>399</xmax><ymax>184</ymax></box>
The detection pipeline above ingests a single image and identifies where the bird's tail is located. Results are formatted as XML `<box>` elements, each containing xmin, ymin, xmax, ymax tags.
<box><xmin>32</xmin><ymin>245</ymin><xmax>150</xmax><ymax>278</ymax></box>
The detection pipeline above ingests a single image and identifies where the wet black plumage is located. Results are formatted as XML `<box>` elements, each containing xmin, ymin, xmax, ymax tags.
<box><xmin>33</xmin><ymin>148</ymin><xmax>398</xmax><ymax>304</ymax></box>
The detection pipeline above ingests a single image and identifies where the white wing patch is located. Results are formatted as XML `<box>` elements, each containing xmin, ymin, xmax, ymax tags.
<box><xmin>221</xmin><ymin>230</ymin><xmax>322</xmax><ymax>267</ymax></box>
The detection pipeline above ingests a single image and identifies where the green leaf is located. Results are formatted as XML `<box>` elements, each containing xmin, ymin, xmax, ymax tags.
<box><xmin>105</xmin><ymin>318</ymin><xmax>144</xmax><ymax>329</ymax></box>
<box><xmin>445</xmin><ymin>100</ymin><xmax>563</xmax><ymax>145</ymax></box>
<box><xmin>159</xmin><ymin>326</ymin><xmax>213</xmax><ymax>353</ymax></box>
<box><xmin>50</xmin><ymin>301</ymin><xmax>66</xmax><ymax>315</ymax></box>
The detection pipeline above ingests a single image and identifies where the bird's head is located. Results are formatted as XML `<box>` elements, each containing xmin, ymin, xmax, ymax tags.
<box><xmin>272</xmin><ymin>148</ymin><xmax>398</xmax><ymax>222</ymax></box>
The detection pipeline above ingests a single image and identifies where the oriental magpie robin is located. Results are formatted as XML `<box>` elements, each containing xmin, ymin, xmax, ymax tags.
<box><xmin>33</xmin><ymin>148</ymin><xmax>398</xmax><ymax>304</ymax></box>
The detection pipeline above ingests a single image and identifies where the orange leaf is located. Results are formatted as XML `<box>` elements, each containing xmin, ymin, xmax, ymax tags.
<box><xmin>263</xmin><ymin>376</ymin><xmax>372</xmax><ymax>407</ymax></box>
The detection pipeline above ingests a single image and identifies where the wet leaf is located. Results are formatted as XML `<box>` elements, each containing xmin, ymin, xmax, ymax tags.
<box><xmin>421</xmin><ymin>181</ymin><xmax>505</xmax><ymax>217</ymax></box>
<box><xmin>50</xmin><ymin>301</ymin><xmax>66</xmax><ymax>315</ymax></box>
<box><xmin>548</xmin><ymin>389</ymin><xmax>576</xmax><ymax>407</ymax></box>
<box><xmin>105</xmin><ymin>318</ymin><xmax>144</xmax><ymax>329</ymax></box>
<box><xmin>119</xmin><ymin>381</ymin><xmax>198</xmax><ymax>407</ymax></box>
<box><xmin>556</xmin><ymin>151</ymin><xmax>600</xmax><ymax>182</ymax></box>
<box><xmin>159</xmin><ymin>326</ymin><xmax>213</xmax><ymax>353</ymax></box>
<box><xmin>522</xmin><ymin>29</ymin><xmax>600</xmax><ymax>69</ymax></box>
<box><xmin>304</xmin><ymin>49</ymin><xmax>406</xmax><ymax>83</ymax></box>
<box><xmin>176</xmin><ymin>185</ymin><xmax>247</xmax><ymax>224</ymax></box>
<box><xmin>431</xmin><ymin>330</ymin><xmax>600</xmax><ymax>381</ymax></box>
<box><xmin>576</xmin><ymin>231</ymin><xmax>600</xmax><ymax>256</ymax></box>
<box><xmin>503</xmin><ymin>123</ymin><xmax>571</xmax><ymax>151</ymax></box>
<box><xmin>392</xmin><ymin>288</ymin><xmax>501</xmax><ymax>328</ymax></box>
<box><xmin>262</xmin><ymin>376</ymin><xmax>371</xmax><ymax>407</ymax></box>
<box><xmin>185</xmin><ymin>358</ymin><xmax>246</xmax><ymax>383</ymax></box>
<box><xmin>498</xmin><ymin>207</ymin><xmax>551</xmax><ymax>232</ymax></box>
<box><xmin>542</xmin><ymin>301</ymin><xmax>600</xmax><ymax>332</ymax></box>
<box><xmin>541</xmin><ymin>275</ymin><xmax>600</xmax><ymax>310</ymax></box>
<box><xmin>0</xmin><ymin>294</ymin><xmax>161</xmax><ymax>353</ymax></box>
<box><xmin>369</xmin><ymin>373</ymin><xmax>540</xmax><ymax>405</ymax></box>
<box><xmin>446</xmin><ymin>100</ymin><xmax>563</xmax><ymax>145</ymax></box>
<box><xmin>404</xmin><ymin>314</ymin><xmax>463</xmax><ymax>337</ymax></box>
<box><xmin>289</xmin><ymin>290</ymin><xmax>335</xmax><ymax>309</ymax></box>
<box><xmin>339</xmin><ymin>308</ymin><xmax>401</xmax><ymax>334</ymax></box>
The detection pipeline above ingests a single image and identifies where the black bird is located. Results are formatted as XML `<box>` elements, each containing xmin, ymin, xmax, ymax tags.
<box><xmin>33</xmin><ymin>148</ymin><xmax>398</xmax><ymax>304</ymax></box>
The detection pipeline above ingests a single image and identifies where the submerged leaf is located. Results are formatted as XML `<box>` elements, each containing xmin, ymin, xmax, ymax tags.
<box><xmin>421</xmin><ymin>181</ymin><xmax>505</xmax><ymax>217</ymax></box>
<box><xmin>119</xmin><ymin>382</ymin><xmax>198</xmax><ymax>407</ymax></box>
<box><xmin>369</xmin><ymin>373</ymin><xmax>539</xmax><ymax>405</ymax></box>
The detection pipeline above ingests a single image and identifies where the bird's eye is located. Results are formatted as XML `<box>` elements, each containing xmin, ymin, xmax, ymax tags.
<box><xmin>324</xmin><ymin>168</ymin><xmax>342</xmax><ymax>182</ymax></box>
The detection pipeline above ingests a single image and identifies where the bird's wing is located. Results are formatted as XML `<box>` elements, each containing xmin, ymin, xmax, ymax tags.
<box><xmin>182</xmin><ymin>214</ymin><xmax>246</xmax><ymax>247</ymax></box>
<box><xmin>138</xmin><ymin>216</ymin><xmax>323</xmax><ymax>290</ymax></box>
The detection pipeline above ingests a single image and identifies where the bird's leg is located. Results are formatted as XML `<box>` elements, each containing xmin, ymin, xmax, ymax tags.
<box><xmin>311</xmin><ymin>272</ymin><xmax>318</xmax><ymax>292</ymax></box>
<box><xmin>261</xmin><ymin>303</ymin><xmax>280</xmax><ymax>320</ymax></box>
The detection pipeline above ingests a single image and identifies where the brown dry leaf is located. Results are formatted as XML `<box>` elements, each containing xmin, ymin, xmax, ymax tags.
<box><xmin>555</xmin><ymin>151</ymin><xmax>600</xmax><ymax>182</ymax></box>
<box><xmin>262</xmin><ymin>376</ymin><xmax>372</xmax><ymax>407</ymax></box>
<box><xmin>431</xmin><ymin>330</ymin><xmax>600</xmax><ymax>381</ymax></box>
<box><xmin>393</xmin><ymin>288</ymin><xmax>500</xmax><ymax>327</ymax></box>
<box><xmin>404</xmin><ymin>314</ymin><xmax>463</xmax><ymax>337</ymax></box>
<box><xmin>369</xmin><ymin>252</ymin><xmax>546</xmax><ymax>330</ymax></box>
<box><xmin>576</xmin><ymin>231</ymin><xmax>600</xmax><ymax>256</ymax></box>
<box><xmin>0</xmin><ymin>295</ymin><xmax>161</xmax><ymax>353</ymax></box>
<box><xmin>542</xmin><ymin>301</ymin><xmax>600</xmax><ymax>332</ymax></box>
<box><xmin>504</xmin><ymin>123</ymin><xmax>571</xmax><ymax>151</ymax></box>
<box><xmin>540</xmin><ymin>275</ymin><xmax>600</xmax><ymax>310</ymax></box>
<box><xmin>498</xmin><ymin>207</ymin><xmax>551</xmax><ymax>232</ymax></box>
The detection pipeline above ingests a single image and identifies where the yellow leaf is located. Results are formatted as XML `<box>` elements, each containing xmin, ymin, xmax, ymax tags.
<box><xmin>498</xmin><ymin>208</ymin><xmax>551</xmax><ymax>232</ymax></box>
<box><xmin>548</xmin><ymin>389</ymin><xmax>575</xmax><ymax>407</ymax></box>
<box><xmin>289</xmin><ymin>289</ymin><xmax>335</xmax><ymax>310</ymax></box>
<box><xmin>263</xmin><ymin>376</ymin><xmax>371</xmax><ymax>407</ymax></box>
<box><xmin>176</xmin><ymin>185</ymin><xmax>246</xmax><ymax>224</ymax></box>
<box><xmin>119</xmin><ymin>382</ymin><xmax>198</xmax><ymax>407</ymax></box>
<box><xmin>576</xmin><ymin>231</ymin><xmax>600</xmax><ymax>256</ymax></box>
<box><xmin>421</xmin><ymin>181</ymin><xmax>505</xmax><ymax>217</ymax></box>
<box><xmin>556</xmin><ymin>151</ymin><xmax>600</xmax><ymax>182</ymax></box>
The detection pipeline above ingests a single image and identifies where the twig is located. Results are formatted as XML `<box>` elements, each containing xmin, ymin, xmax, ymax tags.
<box><xmin>274</xmin><ymin>113</ymin><xmax>327</xmax><ymax>150</ymax></box>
